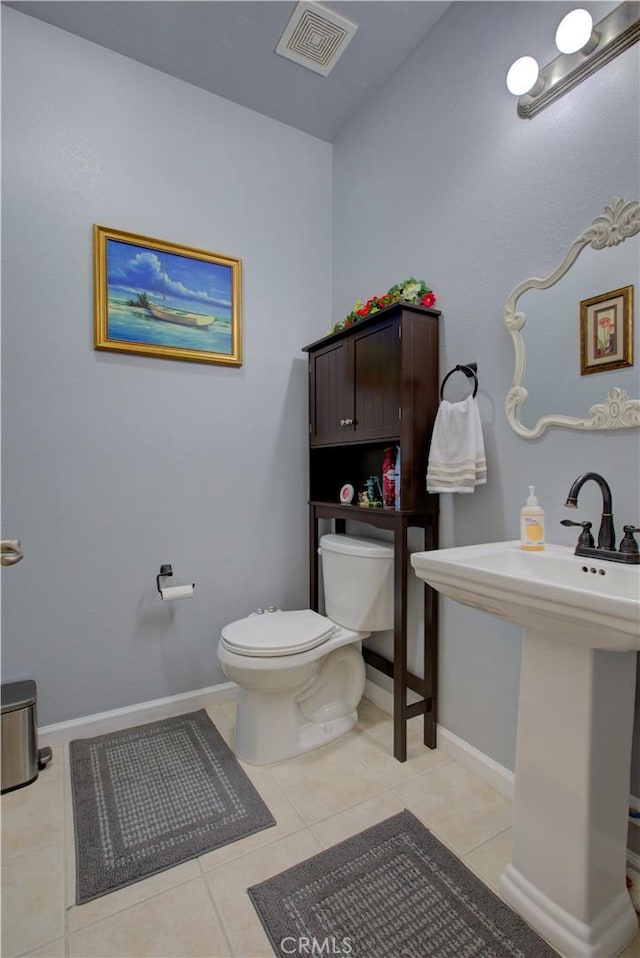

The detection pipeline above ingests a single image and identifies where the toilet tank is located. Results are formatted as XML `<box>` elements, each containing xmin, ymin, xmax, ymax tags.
<box><xmin>319</xmin><ymin>534</ymin><xmax>394</xmax><ymax>632</ymax></box>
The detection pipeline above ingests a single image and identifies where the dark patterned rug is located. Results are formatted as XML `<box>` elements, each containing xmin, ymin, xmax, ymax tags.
<box><xmin>70</xmin><ymin>709</ymin><xmax>275</xmax><ymax>904</ymax></box>
<box><xmin>249</xmin><ymin>810</ymin><xmax>559</xmax><ymax>958</ymax></box>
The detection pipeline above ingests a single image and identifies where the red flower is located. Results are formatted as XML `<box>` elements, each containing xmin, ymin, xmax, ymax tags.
<box><xmin>421</xmin><ymin>292</ymin><xmax>436</xmax><ymax>308</ymax></box>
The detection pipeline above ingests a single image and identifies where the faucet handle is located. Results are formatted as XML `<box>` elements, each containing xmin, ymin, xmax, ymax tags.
<box><xmin>560</xmin><ymin>519</ymin><xmax>595</xmax><ymax>548</ymax></box>
<box><xmin>619</xmin><ymin>525</ymin><xmax>640</xmax><ymax>555</ymax></box>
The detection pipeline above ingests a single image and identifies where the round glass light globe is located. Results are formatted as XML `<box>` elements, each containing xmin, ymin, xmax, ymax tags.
<box><xmin>506</xmin><ymin>56</ymin><xmax>540</xmax><ymax>96</ymax></box>
<box><xmin>555</xmin><ymin>9</ymin><xmax>593</xmax><ymax>54</ymax></box>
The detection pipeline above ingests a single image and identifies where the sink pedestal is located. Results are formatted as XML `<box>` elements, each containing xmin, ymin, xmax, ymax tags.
<box><xmin>410</xmin><ymin>540</ymin><xmax>640</xmax><ymax>956</ymax></box>
<box><xmin>498</xmin><ymin>628</ymin><xmax>638</xmax><ymax>957</ymax></box>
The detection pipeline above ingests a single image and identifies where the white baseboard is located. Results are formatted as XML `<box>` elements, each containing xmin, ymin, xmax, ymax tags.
<box><xmin>363</xmin><ymin>678</ymin><xmax>395</xmax><ymax>715</ymax></box>
<box><xmin>39</xmin><ymin>682</ymin><xmax>238</xmax><ymax>747</ymax></box>
<box><xmin>363</xmin><ymin>679</ymin><xmax>514</xmax><ymax>800</ymax></box>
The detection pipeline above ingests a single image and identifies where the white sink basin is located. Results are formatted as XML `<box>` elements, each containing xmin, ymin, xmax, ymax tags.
<box><xmin>410</xmin><ymin>540</ymin><xmax>639</xmax><ymax>651</ymax></box>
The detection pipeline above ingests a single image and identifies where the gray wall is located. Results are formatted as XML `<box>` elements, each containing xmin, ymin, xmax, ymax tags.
<box><xmin>332</xmin><ymin>0</ymin><xmax>640</xmax><ymax>800</ymax></box>
<box><xmin>2</xmin><ymin>2</ymin><xmax>639</xmax><ymax>829</ymax></box>
<box><xmin>1</xmin><ymin>8</ymin><xmax>332</xmax><ymax>724</ymax></box>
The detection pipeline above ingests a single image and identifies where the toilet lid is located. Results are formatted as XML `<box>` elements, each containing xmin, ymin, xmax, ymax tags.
<box><xmin>221</xmin><ymin>609</ymin><xmax>338</xmax><ymax>657</ymax></box>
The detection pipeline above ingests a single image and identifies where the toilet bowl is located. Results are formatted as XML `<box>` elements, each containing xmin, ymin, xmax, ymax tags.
<box><xmin>217</xmin><ymin>534</ymin><xmax>394</xmax><ymax>765</ymax></box>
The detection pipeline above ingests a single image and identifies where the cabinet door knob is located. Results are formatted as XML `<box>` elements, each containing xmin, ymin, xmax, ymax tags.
<box><xmin>344</xmin><ymin>418</ymin><xmax>353</xmax><ymax>426</ymax></box>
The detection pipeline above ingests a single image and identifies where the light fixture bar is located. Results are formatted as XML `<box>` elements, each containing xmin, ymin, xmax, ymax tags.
<box><xmin>517</xmin><ymin>1</ymin><xmax>640</xmax><ymax>119</ymax></box>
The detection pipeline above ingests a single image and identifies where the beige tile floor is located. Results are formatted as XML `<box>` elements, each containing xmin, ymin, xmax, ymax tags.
<box><xmin>1</xmin><ymin>697</ymin><xmax>639</xmax><ymax>958</ymax></box>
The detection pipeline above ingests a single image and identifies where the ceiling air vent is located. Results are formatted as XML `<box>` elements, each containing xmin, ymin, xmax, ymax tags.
<box><xmin>275</xmin><ymin>1</ymin><xmax>358</xmax><ymax>77</ymax></box>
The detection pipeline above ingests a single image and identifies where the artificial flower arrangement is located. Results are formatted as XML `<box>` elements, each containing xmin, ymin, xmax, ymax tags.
<box><xmin>332</xmin><ymin>278</ymin><xmax>437</xmax><ymax>333</ymax></box>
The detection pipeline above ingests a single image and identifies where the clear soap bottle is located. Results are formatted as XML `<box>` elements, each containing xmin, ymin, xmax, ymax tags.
<box><xmin>520</xmin><ymin>485</ymin><xmax>545</xmax><ymax>551</ymax></box>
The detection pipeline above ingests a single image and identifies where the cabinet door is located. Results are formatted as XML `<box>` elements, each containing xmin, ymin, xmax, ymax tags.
<box><xmin>352</xmin><ymin>321</ymin><xmax>401</xmax><ymax>441</ymax></box>
<box><xmin>309</xmin><ymin>340</ymin><xmax>352</xmax><ymax>445</ymax></box>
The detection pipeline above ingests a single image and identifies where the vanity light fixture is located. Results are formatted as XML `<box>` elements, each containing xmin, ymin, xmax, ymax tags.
<box><xmin>554</xmin><ymin>9</ymin><xmax>597</xmax><ymax>55</ymax></box>
<box><xmin>506</xmin><ymin>56</ymin><xmax>542</xmax><ymax>96</ymax></box>
<box><xmin>507</xmin><ymin>1</ymin><xmax>640</xmax><ymax>118</ymax></box>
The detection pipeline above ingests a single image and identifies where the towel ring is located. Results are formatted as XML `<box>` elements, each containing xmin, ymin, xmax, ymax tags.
<box><xmin>440</xmin><ymin>362</ymin><xmax>478</xmax><ymax>401</ymax></box>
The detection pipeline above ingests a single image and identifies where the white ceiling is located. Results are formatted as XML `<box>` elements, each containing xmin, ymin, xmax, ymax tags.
<box><xmin>3</xmin><ymin>1</ymin><xmax>451</xmax><ymax>141</ymax></box>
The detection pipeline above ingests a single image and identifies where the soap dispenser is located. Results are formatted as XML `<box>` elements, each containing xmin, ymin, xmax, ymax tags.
<box><xmin>520</xmin><ymin>485</ymin><xmax>545</xmax><ymax>551</ymax></box>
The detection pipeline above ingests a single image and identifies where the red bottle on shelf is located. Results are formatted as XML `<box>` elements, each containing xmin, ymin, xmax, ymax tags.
<box><xmin>382</xmin><ymin>447</ymin><xmax>396</xmax><ymax>509</ymax></box>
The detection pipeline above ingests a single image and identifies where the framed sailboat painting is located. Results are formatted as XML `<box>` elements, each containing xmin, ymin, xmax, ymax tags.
<box><xmin>94</xmin><ymin>225</ymin><xmax>242</xmax><ymax>366</ymax></box>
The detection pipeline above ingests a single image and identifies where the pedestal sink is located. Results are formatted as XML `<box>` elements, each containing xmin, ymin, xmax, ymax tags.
<box><xmin>411</xmin><ymin>541</ymin><xmax>640</xmax><ymax>958</ymax></box>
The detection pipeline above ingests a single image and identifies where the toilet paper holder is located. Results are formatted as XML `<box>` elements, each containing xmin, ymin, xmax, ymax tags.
<box><xmin>156</xmin><ymin>564</ymin><xmax>195</xmax><ymax>596</ymax></box>
<box><xmin>156</xmin><ymin>564</ymin><xmax>173</xmax><ymax>594</ymax></box>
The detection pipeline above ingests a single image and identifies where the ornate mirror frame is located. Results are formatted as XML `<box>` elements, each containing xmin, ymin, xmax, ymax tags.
<box><xmin>505</xmin><ymin>198</ymin><xmax>640</xmax><ymax>439</ymax></box>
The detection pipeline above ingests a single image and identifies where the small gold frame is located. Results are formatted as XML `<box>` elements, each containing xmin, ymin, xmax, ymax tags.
<box><xmin>94</xmin><ymin>225</ymin><xmax>242</xmax><ymax>366</ymax></box>
<box><xmin>580</xmin><ymin>285</ymin><xmax>633</xmax><ymax>376</ymax></box>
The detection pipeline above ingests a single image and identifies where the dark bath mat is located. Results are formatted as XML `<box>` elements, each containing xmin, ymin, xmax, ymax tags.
<box><xmin>249</xmin><ymin>810</ymin><xmax>559</xmax><ymax>957</ymax></box>
<box><xmin>70</xmin><ymin>708</ymin><xmax>275</xmax><ymax>903</ymax></box>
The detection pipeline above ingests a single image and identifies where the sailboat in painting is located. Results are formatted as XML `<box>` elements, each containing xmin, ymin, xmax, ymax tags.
<box><xmin>142</xmin><ymin>251</ymin><xmax>217</xmax><ymax>329</ymax></box>
<box><xmin>147</xmin><ymin>301</ymin><xmax>215</xmax><ymax>328</ymax></box>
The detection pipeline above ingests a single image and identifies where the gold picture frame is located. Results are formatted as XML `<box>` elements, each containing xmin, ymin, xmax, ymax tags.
<box><xmin>580</xmin><ymin>284</ymin><xmax>633</xmax><ymax>376</ymax></box>
<box><xmin>94</xmin><ymin>225</ymin><xmax>242</xmax><ymax>366</ymax></box>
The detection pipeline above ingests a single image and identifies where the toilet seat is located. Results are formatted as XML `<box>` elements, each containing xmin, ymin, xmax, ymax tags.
<box><xmin>220</xmin><ymin>609</ymin><xmax>338</xmax><ymax>657</ymax></box>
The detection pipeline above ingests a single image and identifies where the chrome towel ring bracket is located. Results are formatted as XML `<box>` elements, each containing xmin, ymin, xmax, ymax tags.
<box><xmin>439</xmin><ymin>362</ymin><xmax>478</xmax><ymax>401</ymax></box>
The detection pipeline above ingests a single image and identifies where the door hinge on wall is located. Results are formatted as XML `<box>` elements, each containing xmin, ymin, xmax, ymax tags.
<box><xmin>1</xmin><ymin>539</ymin><xmax>24</xmax><ymax>566</ymax></box>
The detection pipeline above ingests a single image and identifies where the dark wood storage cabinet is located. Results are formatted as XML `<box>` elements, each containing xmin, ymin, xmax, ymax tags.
<box><xmin>303</xmin><ymin>302</ymin><xmax>440</xmax><ymax>761</ymax></box>
<box><xmin>309</xmin><ymin>318</ymin><xmax>401</xmax><ymax>446</ymax></box>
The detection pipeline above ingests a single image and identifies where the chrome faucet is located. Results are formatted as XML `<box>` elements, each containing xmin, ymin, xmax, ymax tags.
<box><xmin>562</xmin><ymin>472</ymin><xmax>639</xmax><ymax>564</ymax></box>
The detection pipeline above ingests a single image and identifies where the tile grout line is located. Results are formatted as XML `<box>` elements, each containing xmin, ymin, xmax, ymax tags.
<box><xmin>278</xmin><ymin>744</ymin><xmax>456</xmax><ymax>831</ymax></box>
<box><xmin>65</xmin><ymin>869</ymin><xmax>210</xmax><ymax>938</ymax></box>
<box><xmin>462</xmin><ymin>823</ymin><xmax>513</xmax><ymax>859</ymax></box>
<box><xmin>201</xmin><ymin>863</ymin><xmax>239</xmax><ymax>958</ymax></box>
<box><xmin>197</xmin><ymin>818</ymin><xmax>311</xmax><ymax>876</ymax></box>
<box><xmin>61</xmin><ymin>745</ymin><xmax>75</xmax><ymax>908</ymax></box>
<box><xmin>1</xmin><ymin>836</ymin><xmax>65</xmax><ymax>866</ymax></box>
<box><xmin>61</xmin><ymin>743</ymin><xmax>73</xmax><ymax>957</ymax></box>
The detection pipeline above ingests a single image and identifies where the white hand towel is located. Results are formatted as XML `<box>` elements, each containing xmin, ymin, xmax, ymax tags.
<box><xmin>426</xmin><ymin>395</ymin><xmax>487</xmax><ymax>493</ymax></box>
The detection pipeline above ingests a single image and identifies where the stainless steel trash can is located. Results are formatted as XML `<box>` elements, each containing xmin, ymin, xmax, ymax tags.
<box><xmin>1</xmin><ymin>680</ymin><xmax>51</xmax><ymax>793</ymax></box>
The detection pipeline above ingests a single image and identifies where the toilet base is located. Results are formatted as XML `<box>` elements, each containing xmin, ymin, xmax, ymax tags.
<box><xmin>223</xmin><ymin>639</ymin><xmax>367</xmax><ymax>765</ymax></box>
<box><xmin>235</xmin><ymin>691</ymin><xmax>358</xmax><ymax>765</ymax></box>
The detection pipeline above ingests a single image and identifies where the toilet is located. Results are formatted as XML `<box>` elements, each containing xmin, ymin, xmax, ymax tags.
<box><xmin>217</xmin><ymin>533</ymin><xmax>394</xmax><ymax>765</ymax></box>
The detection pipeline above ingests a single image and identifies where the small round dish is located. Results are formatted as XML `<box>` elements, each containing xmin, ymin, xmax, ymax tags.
<box><xmin>339</xmin><ymin>483</ymin><xmax>355</xmax><ymax>505</ymax></box>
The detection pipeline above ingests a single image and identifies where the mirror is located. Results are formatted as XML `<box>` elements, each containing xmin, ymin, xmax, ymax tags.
<box><xmin>505</xmin><ymin>198</ymin><xmax>640</xmax><ymax>438</ymax></box>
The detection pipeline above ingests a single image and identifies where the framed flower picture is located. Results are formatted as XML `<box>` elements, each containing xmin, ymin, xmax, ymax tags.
<box><xmin>580</xmin><ymin>285</ymin><xmax>633</xmax><ymax>375</ymax></box>
<box><xmin>94</xmin><ymin>225</ymin><xmax>242</xmax><ymax>366</ymax></box>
